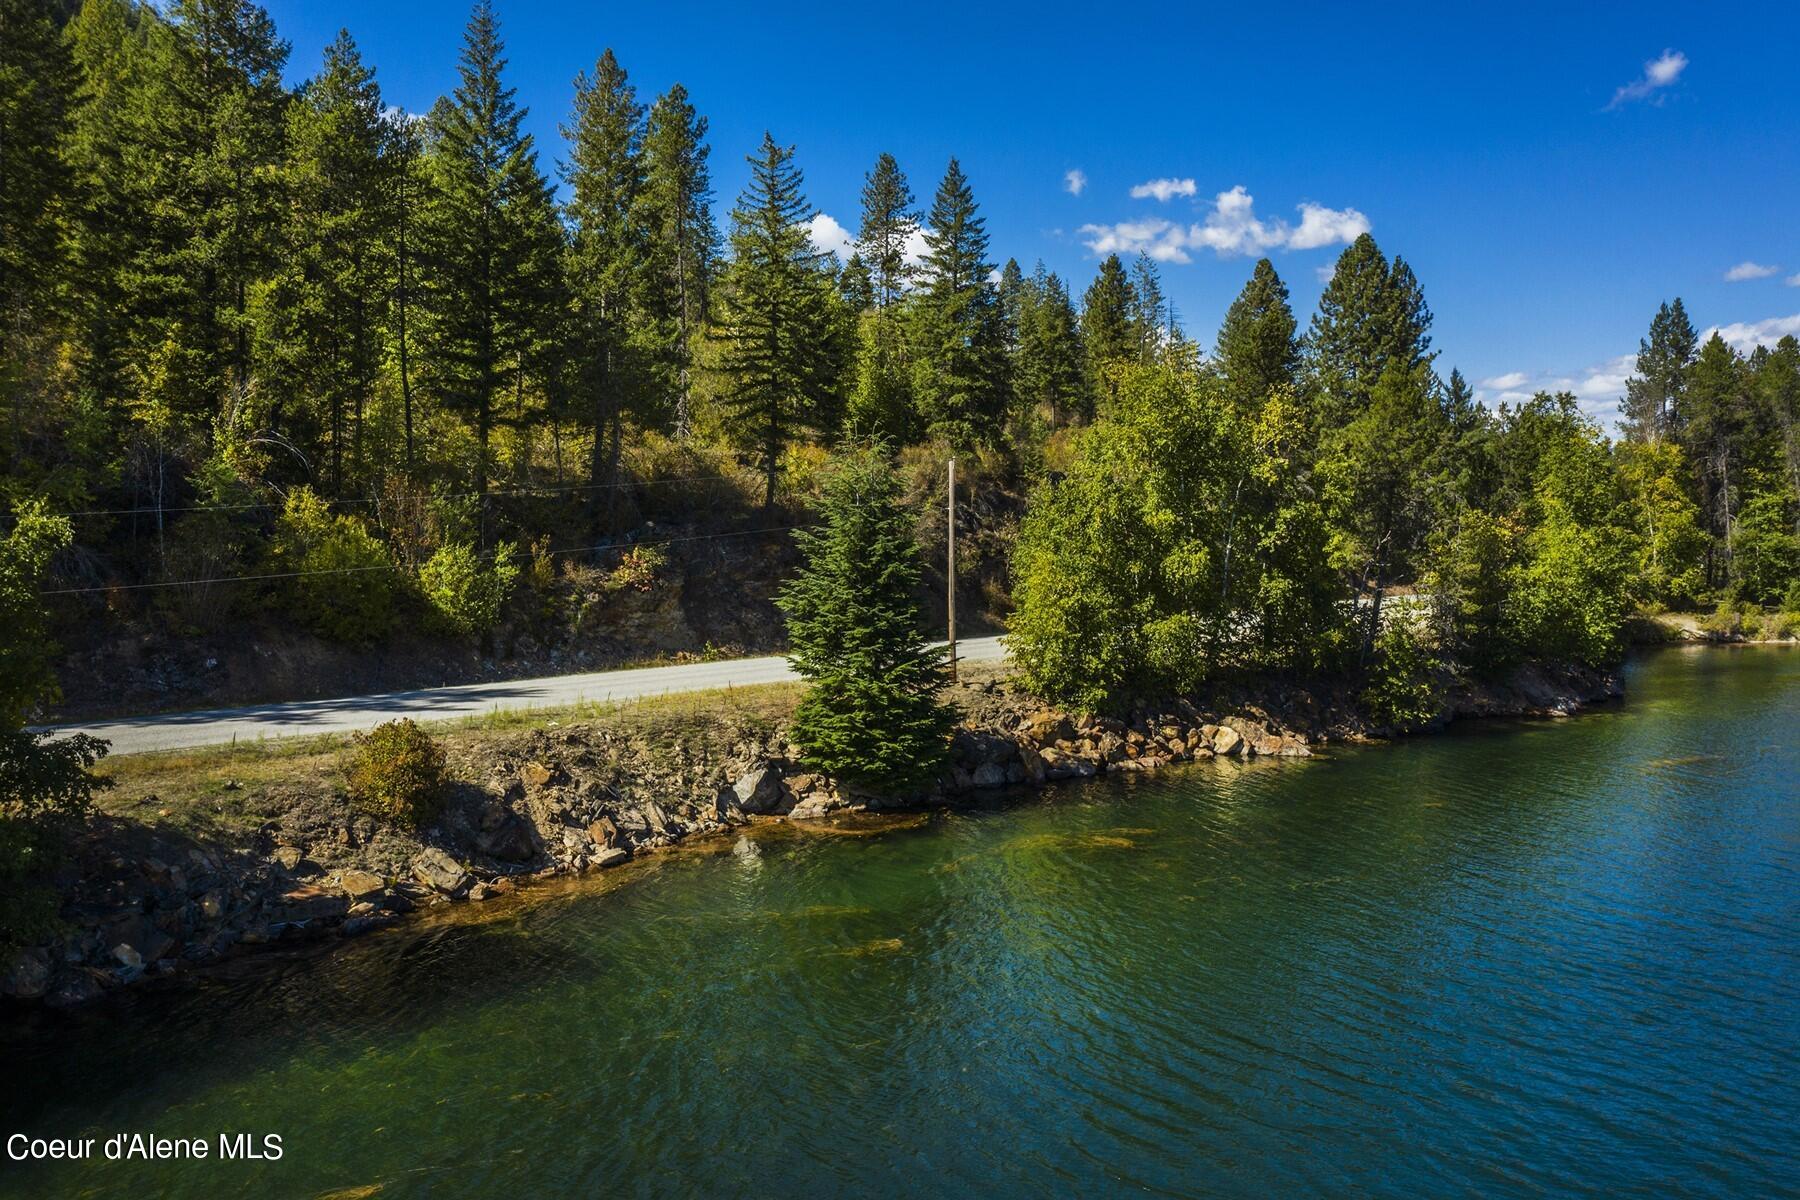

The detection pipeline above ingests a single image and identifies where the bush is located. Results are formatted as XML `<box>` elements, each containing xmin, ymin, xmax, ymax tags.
<box><xmin>345</xmin><ymin>719</ymin><xmax>447</xmax><ymax>827</ymax></box>
<box><xmin>419</xmin><ymin>541</ymin><xmax>519</xmax><ymax>637</ymax></box>
<box><xmin>1361</xmin><ymin>615</ymin><xmax>1442</xmax><ymax>730</ymax></box>
<box><xmin>1785</xmin><ymin>579</ymin><xmax>1800</xmax><ymax>615</ymax></box>
<box><xmin>270</xmin><ymin>488</ymin><xmax>398</xmax><ymax>643</ymax></box>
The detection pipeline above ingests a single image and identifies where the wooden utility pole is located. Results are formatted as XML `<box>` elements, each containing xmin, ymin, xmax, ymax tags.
<box><xmin>947</xmin><ymin>457</ymin><xmax>957</xmax><ymax>683</ymax></box>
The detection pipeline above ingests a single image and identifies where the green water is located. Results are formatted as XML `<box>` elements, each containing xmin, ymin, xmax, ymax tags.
<box><xmin>3</xmin><ymin>646</ymin><xmax>1797</xmax><ymax>1198</ymax></box>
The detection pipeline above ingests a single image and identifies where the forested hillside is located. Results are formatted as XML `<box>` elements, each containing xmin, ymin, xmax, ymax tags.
<box><xmin>1</xmin><ymin>0</ymin><xmax>1797</xmax><ymax>717</ymax></box>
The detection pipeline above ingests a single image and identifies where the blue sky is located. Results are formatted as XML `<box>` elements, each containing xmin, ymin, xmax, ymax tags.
<box><xmin>264</xmin><ymin>0</ymin><xmax>1800</xmax><ymax>430</ymax></box>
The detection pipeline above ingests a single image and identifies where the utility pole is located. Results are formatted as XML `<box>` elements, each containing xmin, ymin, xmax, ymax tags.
<box><xmin>947</xmin><ymin>457</ymin><xmax>957</xmax><ymax>684</ymax></box>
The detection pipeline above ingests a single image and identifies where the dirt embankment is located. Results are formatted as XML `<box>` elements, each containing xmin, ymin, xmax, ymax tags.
<box><xmin>3</xmin><ymin>656</ymin><xmax>1620</xmax><ymax>1009</ymax></box>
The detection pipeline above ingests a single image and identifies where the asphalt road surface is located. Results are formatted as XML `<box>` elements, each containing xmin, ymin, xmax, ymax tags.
<box><xmin>44</xmin><ymin>636</ymin><xmax>1009</xmax><ymax>757</ymax></box>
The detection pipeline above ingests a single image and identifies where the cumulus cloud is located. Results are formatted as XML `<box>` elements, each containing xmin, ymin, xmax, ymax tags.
<box><xmin>1704</xmin><ymin>314</ymin><xmax>1800</xmax><ymax>355</ymax></box>
<box><xmin>1471</xmin><ymin>355</ymin><xmax>1638</xmax><ymax>430</ymax></box>
<box><xmin>1789</xmin><ymin>274</ymin><xmax>1800</xmax><ymax>287</ymax></box>
<box><xmin>1724</xmin><ymin>261</ymin><xmax>1780</xmax><ymax>282</ymax></box>
<box><xmin>1129</xmin><ymin>177</ymin><xmax>1197</xmax><ymax>202</ymax></box>
<box><xmin>1078</xmin><ymin>186</ymin><xmax>1368</xmax><ymax>262</ymax></box>
<box><xmin>806</xmin><ymin>213</ymin><xmax>856</xmax><ymax>261</ymax></box>
<box><xmin>1064</xmin><ymin>168</ymin><xmax>1087</xmax><ymax>196</ymax></box>
<box><xmin>1607</xmin><ymin>49</ymin><xmax>1688</xmax><ymax>109</ymax></box>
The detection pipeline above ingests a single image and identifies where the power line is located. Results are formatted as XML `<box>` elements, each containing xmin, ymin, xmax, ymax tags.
<box><xmin>40</xmin><ymin>471</ymin><xmax>753</xmax><ymax>520</ymax></box>
<box><xmin>38</xmin><ymin>523</ymin><xmax>807</xmax><ymax>597</ymax></box>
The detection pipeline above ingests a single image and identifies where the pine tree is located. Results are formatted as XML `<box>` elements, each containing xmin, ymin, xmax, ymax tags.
<box><xmin>639</xmin><ymin>84</ymin><xmax>716</xmax><ymax>437</ymax></box>
<box><xmin>1129</xmin><ymin>252</ymin><xmax>1167</xmax><ymax>363</ymax></box>
<box><xmin>1080</xmin><ymin>253</ymin><xmax>1136</xmax><ymax>416</ymax></box>
<box><xmin>718</xmin><ymin>133</ymin><xmax>841</xmax><ymax>508</ymax></box>
<box><xmin>255</xmin><ymin>29</ymin><xmax>394</xmax><ymax>494</ymax></box>
<box><xmin>1758</xmin><ymin>335</ymin><xmax>1800</xmax><ymax>534</ymax></box>
<box><xmin>1214</xmin><ymin>257</ymin><xmax>1298</xmax><ymax>412</ymax></box>
<box><xmin>1307</xmin><ymin>233</ymin><xmax>1433</xmax><ymax>426</ymax></box>
<box><xmin>1681</xmin><ymin>332</ymin><xmax>1750</xmax><ymax>582</ymax></box>
<box><xmin>779</xmin><ymin>445</ymin><xmax>955</xmax><ymax>792</ymax></box>
<box><xmin>1016</xmin><ymin>265</ymin><xmax>1085</xmax><ymax>429</ymax></box>
<box><xmin>857</xmin><ymin>152</ymin><xmax>916</xmax><ymax>308</ymax></box>
<box><xmin>910</xmin><ymin>158</ymin><xmax>1007</xmax><ymax>448</ymax></box>
<box><xmin>162</xmin><ymin>0</ymin><xmax>292</xmax><ymax>419</ymax></box>
<box><xmin>1620</xmin><ymin>298</ymin><xmax>1697</xmax><ymax>443</ymax></box>
<box><xmin>0</xmin><ymin>0</ymin><xmax>80</xmax><ymax>469</ymax></box>
<box><xmin>563</xmin><ymin>48</ymin><xmax>647</xmax><ymax>530</ymax></box>
<box><xmin>417</xmin><ymin>0</ymin><xmax>565</xmax><ymax>523</ymax></box>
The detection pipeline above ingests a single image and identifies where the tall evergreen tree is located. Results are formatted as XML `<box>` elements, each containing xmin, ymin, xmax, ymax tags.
<box><xmin>1681</xmin><ymin>332</ymin><xmax>1750</xmax><ymax>581</ymax></box>
<box><xmin>1129</xmin><ymin>252</ymin><xmax>1168</xmax><ymax>363</ymax></box>
<box><xmin>562</xmin><ymin>47</ymin><xmax>646</xmax><ymax>530</ymax></box>
<box><xmin>1307</xmin><ymin>233</ymin><xmax>1433</xmax><ymax>426</ymax></box>
<box><xmin>0</xmin><ymin>0</ymin><xmax>80</xmax><ymax>472</ymax></box>
<box><xmin>1620</xmin><ymin>298</ymin><xmax>1697</xmax><ymax>443</ymax></box>
<box><xmin>910</xmin><ymin>158</ymin><xmax>1007</xmax><ymax>447</ymax></box>
<box><xmin>1080</xmin><ymin>253</ymin><xmax>1136</xmax><ymax>417</ymax></box>
<box><xmin>638</xmin><ymin>84</ymin><xmax>716</xmax><ymax>437</ymax></box>
<box><xmin>417</xmin><ymin>0</ymin><xmax>565</xmax><ymax>523</ymax></box>
<box><xmin>255</xmin><ymin>29</ymin><xmax>394</xmax><ymax>494</ymax></box>
<box><xmin>857</xmin><ymin>152</ymin><xmax>916</xmax><ymax>308</ymax></box>
<box><xmin>1758</xmin><ymin>335</ymin><xmax>1800</xmax><ymax>535</ymax></box>
<box><xmin>719</xmin><ymin>133</ymin><xmax>840</xmax><ymax>508</ymax></box>
<box><xmin>779</xmin><ymin>445</ymin><xmax>955</xmax><ymax>791</ymax></box>
<box><xmin>1214</xmin><ymin>257</ymin><xmax>1298</xmax><ymax>412</ymax></box>
<box><xmin>1016</xmin><ymin>265</ymin><xmax>1086</xmax><ymax>429</ymax></box>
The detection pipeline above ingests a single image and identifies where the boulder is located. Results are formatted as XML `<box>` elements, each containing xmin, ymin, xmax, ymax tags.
<box><xmin>272</xmin><ymin>885</ymin><xmax>350</xmax><ymax>924</ymax></box>
<box><xmin>1020</xmin><ymin>710</ymin><xmax>1074</xmax><ymax>747</ymax></box>
<box><xmin>273</xmin><ymin>846</ymin><xmax>304</xmax><ymax>871</ymax></box>
<box><xmin>1</xmin><ymin>949</ymin><xmax>51</xmax><ymax>999</ymax></box>
<box><xmin>521</xmin><ymin>761</ymin><xmax>556</xmax><ymax>790</ymax></box>
<box><xmin>1211</xmin><ymin>726</ymin><xmax>1244</xmax><ymax>756</ymax></box>
<box><xmin>340</xmin><ymin>869</ymin><xmax>386</xmax><ymax>899</ymax></box>
<box><xmin>111</xmin><ymin>943</ymin><xmax>144</xmax><ymax>970</ymax></box>
<box><xmin>479</xmin><ymin>814</ymin><xmax>538</xmax><ymax>862</ymax></box>
<box><xmin>732</xmin><ymin>765</ymin><xmax>784</xmax><ymax>814</ymax></box>
<box><xmin>198</xmin><ymin>889</ymin><xmax>226</xmax><ymax>921</ymax></box>
<box><xmin>970</xmin><ymin>762</ymin><xmax>1008</xmax><ymax>789</ymax></box>
<box><xmin>411</xmin><ymin>848</ymin><xmax>473</xmax><ymax>897</ymax></box>
<box><xmin>593</xmin><ymin>846</ymin><xmax>630</xmax><ymax>868</ymax></box>
<box><xmin>788</xmin><ymin>795</ymin><xmax>844</xmax><ymax>820</ymax></box>
<box><xmin>712</xmin><ymin>789</ymin><xmax>748</xmax><ymax>825</ymax></box>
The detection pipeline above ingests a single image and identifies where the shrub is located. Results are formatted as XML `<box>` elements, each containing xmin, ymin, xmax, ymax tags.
<box><xmin>270</xmin><ymin>488</ymin><xmax>398</xmax><ymax>642</ymax></box>
<box><xmin>1361</xmin><ymin>615</ymin><xmax>1443</xmax><ymax>731</ymax></box>
<box><xmin>419</xmin><ymin>541</ymin><xmax>519</xmax><ymax>637</ymax></box>
<box><xmin>345</xmin><ymin>719</ymin><xmax>447</xmax><ymax>827</ymax></box>
<box><xmin>1785</xmin><ymin>579</ymin><xmax>1800</xmax><ymax>615</ymax></box>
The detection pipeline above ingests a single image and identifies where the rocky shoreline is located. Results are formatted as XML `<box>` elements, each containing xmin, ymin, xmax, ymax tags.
<box><xmin>2</xmin><ymin>658</ymin><xmax>1620</xmax><ymax>1009</ymax></box>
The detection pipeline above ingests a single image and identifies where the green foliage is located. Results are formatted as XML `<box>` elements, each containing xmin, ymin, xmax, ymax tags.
<box><xmin>0</xmin><ymin>501</ymin><xmax>107</xmax><ymax>953</ymax></box>
<box><xmin>270</xmin><ymin>488</ymin><xmax>398</xmax><ymax>642</ymax></box>
<box><xmin>1509</xmin><ymin>496</ymin><xmax>1635</xmax><ymax>666</ymax></box>
<box><xmin>1360</xmin><ymin>615</ymin><xmax>1442</xmax><ymax>730</ymax></box>
<box><xmin>1425</xmin><ymin>509</ymin><xmax>1520</xmax><ymax>671</ymax></box>
<box><xmin>419</xmin><ymin>540</ymin><xmax>520</xmax><ymax>636</ymax></box>
<box><xmin>1215</xmin><ymin>258</ymin><xmax>1299</xmax><ymax>412</ymax></box>
<box><xmin>718</xmin><ymin>133</ymin><xmax>847</xmax><ymax>507</ymax></box>
<box><xmin>1616</xmin><ymin>439</ymin><xmax>1708</xmax><ymax>605</ymax></box>
<box><xmin>345</xmin><ymin>718</ymin><xmax>447</xmax><ymax>828</ymax></box>
<box><xmin>780</xmin><ymin>445</ymin><xmax>955</xmax><ymax>791</ymax></box>
<box><xmin>910</xmin><ymin>158</ymin><xmax>1009</xmax><ymax>448</ymax></box>
<box><xmin>1731</xmin><ymin>490</ymin><xmax>1800</xmax><ymax>606</ymax></box>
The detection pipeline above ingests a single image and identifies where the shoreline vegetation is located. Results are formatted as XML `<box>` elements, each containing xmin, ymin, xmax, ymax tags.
<box><xmin>2</xmin><ymin>650</ymin><xmax>1640</xmax><ymax>1009</ymax></box>
<box><xmin>3</xmin><ymin>0</ymin><xmax>1799</xmax><ymax>1013</ymax></box>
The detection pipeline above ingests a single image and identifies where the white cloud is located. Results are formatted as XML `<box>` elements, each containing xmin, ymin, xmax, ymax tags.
<box><xmin>1704</xmin><ymin>314</ymin><xmax>1800</xmax><ymax>355</ymax></box>
<box><xmin>1607</xmin><ymin>49</ymin><xmax>1688</xmax><ymax>109</ymax></box>
<box><xmin>1472</xmin><ymin>354</ymin><xmax>1638</xmax><ymax>431</ymax></box>
<box><xmin>1480</xmin><ymin>371</ymin><xmax>1530</xmax><ymax>391</ymax></box>
<box><xmin>806</xmin><ymin>213</ymin><xmax>856</xmax><ymax>261</ymax></box>
<box><xmin>1289</xmin><ymin>201</ymin><xmax>1373</xmax><ymax>250</ymax></box>
<box><xmin>1724</xmin><ymin>261</ymin><xmax>1780</xmax><ymax>282</ymax></box>
<box><xmin>1064</xmin><ymin>169</ymin><xmax>1087</xmax><ymax>196</ymax></box>
<box><xmin>1078</xmin><ymin>185</ymin><xmax>1368</xmax><ymax>262</ymax></box>
<box><xmin>1129</xmin><ymin>177</ymin><xmax>1197</xmax><ymax>202</ymax></box>
<box><xmin>1789</xmin><ymin>274</ymin><xmax>1800</xmax><ymax>287</ymax></box>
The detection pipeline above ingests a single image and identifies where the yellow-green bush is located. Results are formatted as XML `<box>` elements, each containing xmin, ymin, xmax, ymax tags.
<box><xmin>345</xmin><ymin>719</ymin><xmax>446</xmax><ymax>828</ymax></box>
<box><xmin>419</xmin><ymin>541</ymin><xmax>519</xmax><ymax>636</ymax></box>
<box><xmin>270</xmin><ymin>488</ymin><xmax>398</xmax><ymax>642</ymax></box>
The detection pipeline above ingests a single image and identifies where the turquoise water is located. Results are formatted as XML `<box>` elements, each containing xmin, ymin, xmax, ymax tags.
<box><xmin>3</xmin><ymin>646</ymin><xmax>1796</xmax><ymax>1198</ymax></box>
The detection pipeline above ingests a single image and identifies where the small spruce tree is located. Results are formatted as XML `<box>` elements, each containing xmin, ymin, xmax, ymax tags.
<box><xmin>780</xmin><ymin>446</ymin><xmax>956</xmax><ymax>791</ymax></box>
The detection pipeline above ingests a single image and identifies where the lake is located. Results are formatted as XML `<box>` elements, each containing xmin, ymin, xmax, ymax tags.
<box><xmin>3</xmin><ymin>646</ymin><xmax>1796</xmax><ymax>1198</ymax></box>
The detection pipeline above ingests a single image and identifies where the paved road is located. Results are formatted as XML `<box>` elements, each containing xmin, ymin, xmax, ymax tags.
<box><xmin>44</xmin><ymin>636</ymin><xmax>1009</xmax><ymax>757</ymax></box>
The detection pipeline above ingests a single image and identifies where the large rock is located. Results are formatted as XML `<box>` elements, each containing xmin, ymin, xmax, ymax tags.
<box><xmin>272</xmin><ymin>885</ymin><xmax>350</xmax><ymax>924</ymax></box>
<box><xmin>593</xmin><ymin>846</ymin><xmax>630</xmax><ymax>868</ymax></box>
<box><xmin>732</xmin><ymin>765</ymin><xmax>784</xmax><ymax>814</ymax></box>
<box><xmin>340</xmin><ymin>869</ymin><xmax>386</xmax><ymax>899</ymax></box>
<box><xmin>520</xmin><ymin>761</ymin><xmax>556</xmax><ymax>790</ymax></box>
<box><xmin>1210</xmin><ymin>726</ymin><xmax>1244</xmax><ymax>756</ymax></box>
<box><xmin>479</xmin><ymin>814</ymin><xmax>538</xmax><ymax>862</ymax></box>
<box><xmin>1020</xmin><ymin>710</ymin><xmax>1074</xmax><ymax>747</ymax></box>
<box><xmin>1</xmin><ymin>949</ymin><xmax>51</xmax><ymax>999</ymax></box>
<box><xmin>411</xmin><ymin>848</ymin><xmax>473</xmax><ymax>897</ymax></box>
<box><xmin>712</xmin><ymin>789</ymin><xmax>748</xmax><ymax>825</ymax></box>
<box><xmin>970</xmin><ymin>762</ymin><xmax>1008</xmax><ymax>789</ymax></box>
